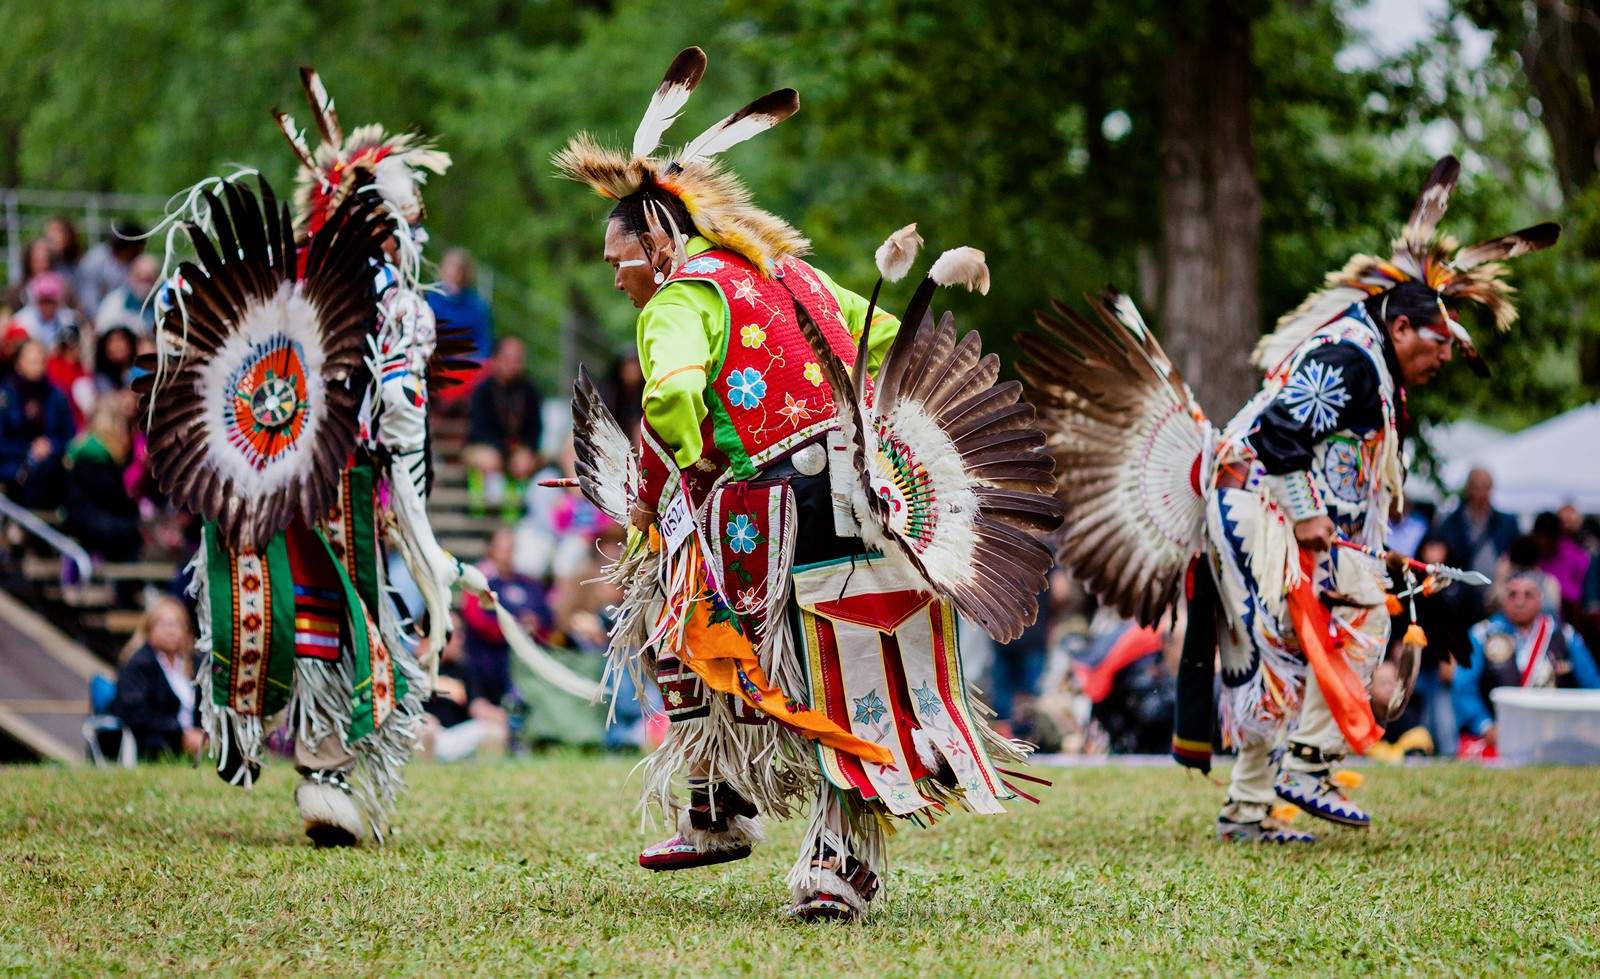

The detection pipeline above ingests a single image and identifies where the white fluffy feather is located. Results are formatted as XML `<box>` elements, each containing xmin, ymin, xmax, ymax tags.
<box><xmin>929</xmin><ymin>246</ymin><xmax>990</xmax><ymax>295</ymax></box>
<box><xmin>874</xmin><ymin>224</ymin><xmax>922</xmax><ymax>283</ymax></box>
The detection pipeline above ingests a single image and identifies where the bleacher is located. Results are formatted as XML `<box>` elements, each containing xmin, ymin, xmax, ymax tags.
<box><xmin>1</xmin><ymin>410</ymin><xmax>497</xmax><ymax>665</ymax></box>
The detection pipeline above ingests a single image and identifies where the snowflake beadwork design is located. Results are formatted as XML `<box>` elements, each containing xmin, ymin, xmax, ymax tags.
<box><xmin>726</xmin><ymin>514</ymin><xmax>759</xmax><ymax>554</ymax></box>
<box><xmin>852</xmin><ymin>690</ymin><xmax>888</xmax><ymax>726</ymax></box>
<box><xmin>681</xmin><ymin>256</ymin><xmax>725</xmax><ymax>275</ymax></box>
<box><xmin>1279</xmin><ymin>360</ymin><xmax>1349</xmax><ymax>434</ymax></box>
<box><xmin>913</xmin><ymin>681</ymin><xmax>943</xmax><ymax>716</ymax></box>
<box><xmin>726</xmin><ymin>367</ymin><xmax>767</xmax><ymax>409</ymax></box>
<box><xmin>739</xmin><ymin>323</ymin><xmax>767</xmax><ymax>349</ymax></box>
<box><xmin>803</xmin><ymin>361</ymin><xmax>823</xmax><ymax>387</ymax></box>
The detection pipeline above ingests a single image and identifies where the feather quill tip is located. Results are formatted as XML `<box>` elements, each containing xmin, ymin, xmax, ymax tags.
<box><xmin>874</xmin><ymin>224</ymin><xmax>923</xmax><ymax>283</ymax></box>
<box><xmin>929</xmin><ymin>246</ymin><xmax>990</xmax><ymax>295</ymax></box>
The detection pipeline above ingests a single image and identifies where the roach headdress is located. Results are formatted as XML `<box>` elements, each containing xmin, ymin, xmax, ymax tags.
<box><xmin>552</xmin><ymin>46</ymin><xmax>808</xmax><ymax>274</ymax></box>
<box><xmin>274</xmin><ymin>68</ymin><xmax>452</xmax><ymax>237</ymax></box>
<box><xmin>1253</xmin><ymin>155</ymin><xmax>1560</xmax><ymax>373</ymax></box>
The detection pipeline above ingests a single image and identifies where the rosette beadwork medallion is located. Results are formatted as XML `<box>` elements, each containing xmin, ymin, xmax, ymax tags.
<box><xmin>136</xmin><ymin>177</ymin><xmax>390</xmax><ymax>552</ymax></box>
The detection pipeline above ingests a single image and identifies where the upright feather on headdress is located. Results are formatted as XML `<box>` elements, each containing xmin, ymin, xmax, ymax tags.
<box><xmin>1253</xmin><ymin>155</ymin><xmax>1559</xmax><ymax>371</ymax></box>
<box><xmin>273</xmin><ymin>67</ymin><xmax>452</xmax><ymax>235</ymax></box>
<box><xmin>553</xmin><ymin>47</ymin><xmax>807</xmax><ymax>274</ymax></box>
<box><xmin>633</xmin><ymin>47</ymin><xmax>707</xmax><ymax>158</ymax></box>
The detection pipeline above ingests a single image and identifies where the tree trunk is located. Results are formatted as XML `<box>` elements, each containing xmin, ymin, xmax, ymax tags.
<box><xmin>1158</xmin><ymin>1</ymin><xmax>1261</xmax><ymax>419</ymax></box>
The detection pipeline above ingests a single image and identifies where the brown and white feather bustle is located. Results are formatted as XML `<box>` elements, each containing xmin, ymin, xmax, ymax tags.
<box><xmin>570</xmin><ymin>366</ymin><xmax>639</xmax><ymax>525</ymax></box>
<box><xmin>135</xmin><ymin>177</ymin><xmax>389</xmax><ymax>552</ymax></box>
<box><xmin>1019</xmin><ymin>288</ymin><xmax>1212</xmax><ymax>626</ymax></box>
<box><xmin>795</xmin><ymin>244</ymin><xmax>1061</xmax><ymax>643</ymax></box>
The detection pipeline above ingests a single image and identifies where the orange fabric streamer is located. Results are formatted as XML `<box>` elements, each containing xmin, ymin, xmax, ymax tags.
<box><xmin>672</xmin><ymin>592</ymin><xmax>894</xmax><ymax>766</ymax></box>
<box><xmin>1285</xmin><ymin>550</ymin><xmax>1384</xmax><ymax>755</ymax></box>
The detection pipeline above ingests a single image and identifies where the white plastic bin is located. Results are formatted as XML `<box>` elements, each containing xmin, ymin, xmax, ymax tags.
<box><xmin>1489</xmin><ymin>687</ymin><xmax>1600</xmax><ymax>766</ymax></box>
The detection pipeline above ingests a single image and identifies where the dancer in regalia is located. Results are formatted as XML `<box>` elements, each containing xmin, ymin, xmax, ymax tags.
<box><xmin>138</xmin><ymin>70</ymin><xmax>592</xmax><ymax>846</ymax></box>
<box><xmin>1020</xmin><ymin>156</ymin><xmax>1557</xmax><ymax>843</ymax></box>
<box><xmin>554</xmin><ymin>47</ymin><xmax>1062</xmax><ymax>919</ymax></box>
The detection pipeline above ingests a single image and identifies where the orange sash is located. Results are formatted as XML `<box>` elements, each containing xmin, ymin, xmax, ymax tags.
<box><xmin>1285</xmin><ymin>550</ymin><xmax>1383</xmax><ymax>754</ymax></box>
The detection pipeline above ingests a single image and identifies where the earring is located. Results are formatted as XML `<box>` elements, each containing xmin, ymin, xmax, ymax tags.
<box><xmin>653</xmin><ymin>270</ymin><xmax>665</xmax><ymax>285</ymax></box>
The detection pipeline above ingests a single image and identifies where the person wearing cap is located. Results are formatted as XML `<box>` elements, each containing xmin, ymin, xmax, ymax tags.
<box><xmin>1454</xmin><ymin>568</ymin><xmax>1599</xmax><ymax>759</ymax></box>
<box><xmin>8</xmin><ymin>272</ymin><xmax>79</xmax><ymax>349</ymax></box>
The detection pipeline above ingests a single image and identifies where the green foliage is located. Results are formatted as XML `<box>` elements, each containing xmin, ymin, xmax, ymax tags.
<box><xmin>0</xmin><ymin>0</ymin><xmax>1589</xmax><ymax>419</ymax></box>
<box><xmin>3</xmin><ymin>759</ymin><xmax>1599</xmax><ymax>973</ymax></box>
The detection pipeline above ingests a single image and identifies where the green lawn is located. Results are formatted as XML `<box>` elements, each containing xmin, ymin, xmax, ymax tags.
<box><xmin>3</xmin><ymin>756</ymin><xmax>1597</xmax><ymax>976</ymax></box>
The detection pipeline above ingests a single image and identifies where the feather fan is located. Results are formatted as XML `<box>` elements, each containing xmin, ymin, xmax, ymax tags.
<box><xmin>793</xmin><ymin>251</ymin><xmax>1062</xmax><ymax>643</ymax></box>
<box><xmin>569</xmin><ymin>366</ymin><xmax>639</xmax><ymax>525</ymax></box>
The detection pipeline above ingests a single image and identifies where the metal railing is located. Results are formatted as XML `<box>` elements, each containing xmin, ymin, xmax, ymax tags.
<box><xmin>0</xmin><ymin>494</ymin><xmax>92</xmax><ymax>582</ymax></box>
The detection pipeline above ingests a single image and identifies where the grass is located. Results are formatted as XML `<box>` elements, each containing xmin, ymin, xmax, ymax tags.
<box><xmin>2</xmin><ymin>756</ymin><xmax>1598</xmax><ymax>976</ymax></box>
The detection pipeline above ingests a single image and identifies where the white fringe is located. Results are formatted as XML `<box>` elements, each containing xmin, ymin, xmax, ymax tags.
<box><xmin>676</xmin><ymin>809</ymin><xmax>766</xmax><ymax>852</ymax></box>
<box><xmin>787</xmin><ymin>789</ymin><xmax>888</xmax><ymax>915</ymax></box>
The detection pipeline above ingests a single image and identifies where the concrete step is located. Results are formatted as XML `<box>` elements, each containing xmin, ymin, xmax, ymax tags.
<box><xmin>428</xmin><ymin>511</ymin><xmax>505</xmax><ymax>535</ymax></box>
<box><xmin>97</xmin><ymin>561</ymin><xmax>180</xmax><ymax>583</ymax></box>
<box><xmin>429</xmin><ymin>486</ymin><xmax>473</xmax><ymax>509</ymax></box>
<box><xmin>439</xmin><ymin>535</ymin><xmax>487</xmax><ymax>562</ymax></box>
<box><xmin>40</xmin><ymin>583</ymin><xmax>115</xmax><ymax>608</ymax></box>
<box><xmin>80</xmin><ymin>609</ymin><xmax>144</xmax><ymax>637</ymax></box>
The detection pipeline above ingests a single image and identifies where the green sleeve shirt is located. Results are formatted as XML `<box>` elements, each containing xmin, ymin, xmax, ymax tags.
<box><xmin>637</xmin><ymin>237</ymin><xmax>901</xmax><ymax>467</ymax></box>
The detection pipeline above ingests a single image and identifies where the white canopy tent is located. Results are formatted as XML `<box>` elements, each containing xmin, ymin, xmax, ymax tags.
<box><xmin>1470</xmin><ymin>403</ymin><xmax>1600</xmax><ymax>514</ymax></box>
<box><xmin>1411</xmin><ymin>417</ymin><xmax>1509</xmax><ymax>503</ymax></box>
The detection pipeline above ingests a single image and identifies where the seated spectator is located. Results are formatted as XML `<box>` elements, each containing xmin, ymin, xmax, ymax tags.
<box><xmin>43</xmin><ymin>216</ymin><xmax>83</xmax><ymax>293</ymax></box>
<box><xmin>75</xmin><ymin>220</ymin><xmax>146</xmax><ymax>312</ymax></box>
<box><xmin>4</xmin><ymin>240</ymin><xmax>60</xmax><ymax>312</ymax></box>
<box><xmin>1453</xmin><ymin>569</ymin><xmax>1600</xmax><ymax>759</ymax></box>
<box><xmin>93</xmin><ymin>326</ymin><xmax>138</xmax><ymax>396</ymax></box>
<box><xmin>426</xmin><ymin>247</ymin><xmax>494</xmax><ymax>360</ymax></box>
<box><xmin>460</xmin><ymin>527</ymin><xmax>552</xmax><ymax>705</ymax></box>
<box><xmin>9</xmin><ymin>272</ymin><xmax>79</xmax><ymax>349</ymax></box>
<box><xmin>0</xmin><ymin>339</ymin><xmax>75</xmax><ymax>507</ymax></box>
<box><xmin>109</xmin><ymin>597</ymin><xmax>204</xmax><ymax>761</ymax></box>
<box><xmin>464</xmin><ymin>336</ymin><xmax>542</xmax><ymax>519</ymax></box>
<box><xmin>1536</xmin><ymin>506</ymin><xmax>1592</xmax><ymax>614</ymax></box>
<box><xmin>548</xmin><ymin>556</ymin><xmax>622</xmax><ymax>654</ymax></box>
<box><xmin>1074</xmin><ymin>616</ymin><xmax>1175</xmax><ymax>754</ymax></box>
<box><xmin>422</xmin><ymin>611</ymin><xmax>509</xmax><ymax>762</ymax></box>
<box><xmin>94</xmin><ymin>254</ymin><xmax>161</xmax><ymax>336</ymax></box>
<box><xmin>46</xmin><ymin>326</ymin><xmax>94</xmax><ymax>424</ymax></box>
<box><xmin>64</xmin><ymin>392</ymin><xmax>142</xmax><ymax>562</ymax></box>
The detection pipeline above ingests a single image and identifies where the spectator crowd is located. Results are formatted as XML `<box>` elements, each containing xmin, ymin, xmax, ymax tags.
<box><xmin>9</xmin><ymin>215</ymin><xmax>1597</xmax><ymax>769</ymax></box>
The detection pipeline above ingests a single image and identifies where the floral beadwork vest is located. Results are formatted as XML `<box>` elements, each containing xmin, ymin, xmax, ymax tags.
<box><xmin>639</xmin><ymin>249</ymin><xmax>858</xmax><ymax>513</ymax></box>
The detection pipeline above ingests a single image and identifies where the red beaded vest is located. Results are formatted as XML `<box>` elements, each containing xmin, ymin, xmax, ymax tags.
<box><xmin>638</xmin><ymin>248</ymin><xmax>858</xmax><ymax>513</ymax></box>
